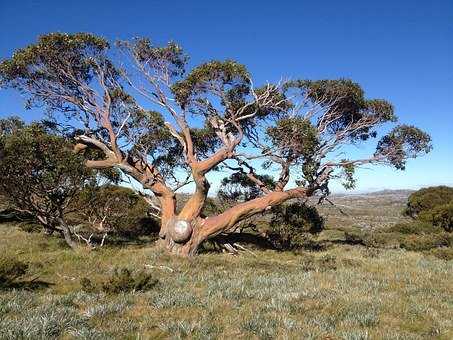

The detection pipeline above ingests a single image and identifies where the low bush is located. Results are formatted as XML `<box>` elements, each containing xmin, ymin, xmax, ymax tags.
<box><xmin>69</xmin><ymin>185</ymin><xmax>159</xmax><ymax>240</ymax></box>
<box><xmin>80</xmin><ymin>268</ymin><xmax>158</xmax><ymax>294</ymax></box>
<box><xmin>0</xmin><ymin>257</ymin><xmax>29</xmax><ymax>288</ymax></box>
<box><xmin>428</xmin><ymin>247</ymin><xmax>453</xmax><ymax>261</ymax></box>
<box><xmin>400</xmin><ymin>234</ymin><xmax>450</xmax><ymax>251</ymax></box>
<box><xmin>346</xmin><ymin>230</ymin><xmax>403</xmax><ymax>249</ymax></box>
<box><xmin>384</xmin><ymin>221</ymin><xmax>441</xmax><ymax>235</ymax></box>
<box><xmin>344</xmin><ymin>228</ymin><xmax>451</xmax><ymax>251</ymax></box>
<box><xmin>17</xmin><ymin>222</ymin><xmax>42</xmax><ymax>233</ymax></box>
<box><xmin>298</xmin><ymin>254</ymin><xmax>337</xmax><ymax>271</ymax></box>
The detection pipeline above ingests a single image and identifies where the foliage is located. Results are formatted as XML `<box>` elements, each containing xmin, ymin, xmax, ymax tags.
<box><xmin>384</xmin><ymin>221</ymin><xmax>442</xmax><ymax>235</ymax></box>
<box><xmin>218</xmin><ymin>172</ymin><xmax>275</xmax><ymax>203</ymax></box>
<box><xmin>426</xmin><ymin>203</ymin><xmax>453</xmax><ymax>232</ymax></box>
<box><xmin>69</xmin><ymin>184</ymin><xmax>159</xmax><ymax>239</ymax></box>
<box><xmin>268</xmin><ymin>202</ymin><xmax>324</xmax><ymax>250</ymax></box>
<box><xmin>0</xmin><ymin>257</ymin><xmax>29</xmax><ymax>289</ymax></box>
<box><xmin>0</xmin><ymin>115</ymin><xmax>24</xmax><ymax>136</ymax></box>
<box><xmin>0</xmin><ymin>32</ymin><xmax>109</xmax><ymax>111</ymax></box>
<box><xmin>406</xmin><ymin>186</ymin><xmax>453</xmax><ymax>217</ymax></box>
<box><xmin>404</xmin><ymin>186</ymin><xmax>453</xmax><ymax>232</ymax></box>
<box><xmin>400</xmin><ymin>234</ymin><xmax>450</xmax><ymax>251</ymax></box>
<box><xmin>283</xmin><ymin>79</ymin><xmax>396</xmax><ymax>139</ymax></box>
<box><xmin>429</xmin><ymin>247</ymin><xmax>453</xmax><ymax>261</ymax></box>
<box><xmin>80</xmin><ymin>268</ymin><xmax>158</xmax><ymax>294</ymax></box>
<box><xmin>0</xmin><ymin>120</ymin><xmax>93</xmax><ymax>247</ymax></box>
<box><xmin>0</xmin><ymin>33</ymin><xmax>433</xmax><ymax>253</ymax></box>
<box><xmin>172</xmin><ymin>60</ymin><xmax>249</xmax><ymax>108</ymax></box>
<box><xmin>374</xmin><ymin>125</ymin><xmax>432</xmax><ymax>170</ymax></box>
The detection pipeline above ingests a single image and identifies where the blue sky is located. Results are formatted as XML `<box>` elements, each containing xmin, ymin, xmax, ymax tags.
<box><xmin>0</xmin><ymin>0</ymin><xmax>452</xmax><ymax>193</ymax></box>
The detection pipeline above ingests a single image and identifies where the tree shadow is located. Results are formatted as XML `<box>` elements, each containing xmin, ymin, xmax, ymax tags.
<box><xmin>200</xmin><ymin>232</ymin><xmax>276</xmax><ymax>254</ymax></box>
<box><xmin>1</xmin><ymin>279</ymin><xmax>53</xmax><ymax>291</ymax></box>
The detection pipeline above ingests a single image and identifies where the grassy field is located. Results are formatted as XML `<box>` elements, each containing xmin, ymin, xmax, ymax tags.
<box><xmin>1</xmin><ymin>220</ymin><xmax>452</xmax><ymax>339</ymax></box>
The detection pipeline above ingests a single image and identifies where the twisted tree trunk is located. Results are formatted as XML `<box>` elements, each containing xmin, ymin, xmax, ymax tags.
<box><xmin>159</xmin><ymin>187</ymin><xmax>313</xmax><ymax>256</ymax></box>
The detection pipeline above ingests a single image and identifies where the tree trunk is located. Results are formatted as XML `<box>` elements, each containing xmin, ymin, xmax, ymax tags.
<box><xmin>57</xmin><ymin>217</ymin><xmax>78</xmax><ymax>250</ymax></box>
<box><xmin>159</xmin><ymin>187</ymin><xmax>312</xmax><ymax>257</ymax></box>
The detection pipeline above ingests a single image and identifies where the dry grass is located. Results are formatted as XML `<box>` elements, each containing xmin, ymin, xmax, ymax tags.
<box><xmin>0</xmin><ymin>221</ymin><xmax>452</xmax><ymax>339</ymax></box>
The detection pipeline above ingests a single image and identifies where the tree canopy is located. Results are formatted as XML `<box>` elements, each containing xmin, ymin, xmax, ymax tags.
<box><xmin>0</xmin><ymin>32</ymin><xmax>432</xmax><ymax>255</ymax></box>
<box><xmin>0</xmin><ymin>119</ymin><xmax>93</xmax><ymax>248</ymax></box>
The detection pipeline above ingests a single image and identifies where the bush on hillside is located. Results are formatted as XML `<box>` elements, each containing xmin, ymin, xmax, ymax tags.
<box><xmin>405</xmin><ymin>186</ymin><xmax>453</xmax><ymax>219</ymax></box>
<box><xmin>384</xmin><ymin>221</ymin><xmax>441</xmax><ymax>234</ymax></box>
<box><xmin>400</xmin><ymin>234</ymin><xmax>450</xmax><ymax>251</ymax></box>
<box><xmin>421</xmin><ymin>203</ymin><xmax>453</xmax><ymax>232</ymax></box>
<box><xmin>0</xmin><ymin>258</ymin><xmax>29</xmax><ymax>289</ymax></box>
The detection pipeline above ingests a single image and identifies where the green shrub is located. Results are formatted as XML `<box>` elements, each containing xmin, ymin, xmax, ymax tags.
<box><xmin>81</xmin><ymin>268</ymin><xmax>158</xmax><ymax>294</ymax></box>
<box><xmin>0</xmin><ymin>258</ymin><xmax>29</xmax><ymax>288</ymax></box>
<box><xmin>80</xmin><ymin>277</ymin><xmax>96</xmax><ymax>293</ymax></box>
<box><xmin>298</xmin><ymin>254</ymin><xmax>337</xmax><ymax>271</ymax></box>
<box><xmin>347</xmin><ymin>231</ymin><xmax>403</xmax><ymax>249</ymax></box>
<box><xmin>384</xmin><ymin>221</ymin><xmax>441</xmax><ymax>235</ymax></box>
<box><xmin>268</xmin><ymin>202</ymin><xmax>324</xmax><ymax>250</ymax></box>
<box><xmin>17</xmin><ymin>222</ymin><xmax>42</xmax><ymax>233</ymax></box>
<box><xmin>423</xmin><ymin>203</ymin><xmax>453</xmax><ymax>232</ymax></box>
<box><xmin>400</xmin><ymin>234</ymin><xmax>449</xmax><ymax>251</ymax></box>
<box><xmin>405</xmin><ymin>186</ymin><xmax>453</xmax><ymax>218</ymax></box>
<box><xmin>428</xmin><ymin>248</ymin><xmax>453</xmax><ymax>261</ymax></box>
<box><xmin>344</xmin><ymin>230</ymin><xmax>366</xmax><ymax>244</ymax></box>
<box><xmin>69</xmin><ymin>185</ymin><xmax>159</xmax><ymax>239</ymax></box>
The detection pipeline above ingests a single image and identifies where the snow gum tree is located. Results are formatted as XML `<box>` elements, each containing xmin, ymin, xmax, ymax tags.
<box><xmin>0</xmin><ymin>33</ymin><xmax>432</xmax><ymax>256</ymax></box>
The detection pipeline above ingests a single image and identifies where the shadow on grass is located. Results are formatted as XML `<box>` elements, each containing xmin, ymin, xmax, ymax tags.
<box><xmin>0</xmin><ymin>279</ymin><xmax>53</xmax><ymax>291</ymax></box>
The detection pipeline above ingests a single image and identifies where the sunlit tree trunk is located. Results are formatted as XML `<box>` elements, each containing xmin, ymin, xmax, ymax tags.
<box><xmin>160</xmin><ymin>187</ymin><xmax>312</xmax><ymax>256</ymax></box>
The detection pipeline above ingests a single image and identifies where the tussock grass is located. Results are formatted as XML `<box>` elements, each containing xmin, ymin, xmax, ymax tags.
<box><xmin>0</xmin><ymin>223</ymin><xmax>452</xmax><ymax>339</ymax></box>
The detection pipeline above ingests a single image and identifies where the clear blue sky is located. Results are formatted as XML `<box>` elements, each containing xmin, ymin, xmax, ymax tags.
<box><xmin>0</xmin><ymin>0</ymin><xmax>452</xmax><ymax>192</ymax></box>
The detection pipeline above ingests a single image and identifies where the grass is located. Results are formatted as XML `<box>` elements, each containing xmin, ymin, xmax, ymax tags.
<box><xmin>0</xmin><ymin>221</ymin><xmax>452</xmax><ymax>339</ymax></box>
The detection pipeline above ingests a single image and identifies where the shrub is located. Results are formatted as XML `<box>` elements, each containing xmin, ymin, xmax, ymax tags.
<box><xmin>400</xmin><ymin>234</ymin><xmax>449</xmax><ymax>251</ymax></box>
<box><xmin>268</xmin><ymin>202</ymin><xmax>324</xmax><ymax>250</ymax></box>
<box><xmin>424</xmin><ymin>203</ymin><xmax>453</xmax><ymax>232</ymax></box>
<box><xmin>347</xmin><ymin>231</ymin><xmax>403</xmax><ymax>249</ymax></box>
<box><xmin>69</xmin><ymin>185</ymin><xmax>159</xmax><ymax>239</ymax></box>
<box><xmin>80</xmin><ymin>268</ymin><xmax>158</xmax><ymax>294</ymax></box>
<box><xmin>298</xmin><ymin>254</ymin><xmax>337</xmax><ymax>271</ymax></box>
<box><xmin>428</xmin><ymin>248</ymin><xmax>453</xmax><ymax>261</ymax></box>
<box><xmin>405</xmin><ymin>186</ymin><xmax>453</xmax><ymax>218</ymax></box>
<box><xmin>80</xmin><ymin>277</ymin><xmax>96</xmax><ymax>293</ymax></box>
<box><xmin>384</xmin><ymin>221</ymin><xmax>441</xmax><ymax>235</ymax></box>
<box><xmin>0</xmin><ymin>258</ymin><xmax>29</xmax><ymax>288</ymax></box>
<box><xmin>0</xmin><ymin>121</ymin><xmax>95</xmax><ymax>249</ymax></box>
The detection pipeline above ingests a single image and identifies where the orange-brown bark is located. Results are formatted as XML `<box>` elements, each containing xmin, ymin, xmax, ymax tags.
<box><xmin>169</xmin><ymin>186</ymin><xmax>313</xmax><ymax>256</ymax></box>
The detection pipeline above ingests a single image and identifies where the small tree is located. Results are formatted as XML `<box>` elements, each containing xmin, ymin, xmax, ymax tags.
<box><xmin>0</xmin><ymin>121</ymin><xmax>93</xmax><ymax>249</ymax></box>
<box><xmin>0</xmin><ymin>33</ymin><xmax>432</xmax><ymax>256</ymax></box>
<box><xmin>69</xmin><ymin>184</ymin><xmax>158</xmax><ymax>240</ymax></box>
